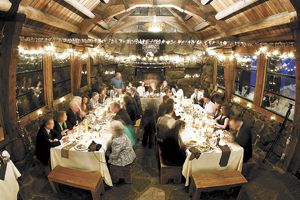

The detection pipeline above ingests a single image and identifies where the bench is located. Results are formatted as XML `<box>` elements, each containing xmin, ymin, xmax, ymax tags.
<box><xmin>109</xmin><ymin>164</ymin><xmax>133</xmax><ymax>184</ymax></box>
<box><xmin>189</xmin><ymin>170</ymin><xmax>248</xmax><ymax>200</ymax></box>
<box><xmin>48</xmin><ymin>166</ymin><xmax>104</xmax><ymax>200</ymax></box>
<box><xmin>158</xmin><ymin>147</ymin><xmax>182</xmax><ymax>184</ymax></box>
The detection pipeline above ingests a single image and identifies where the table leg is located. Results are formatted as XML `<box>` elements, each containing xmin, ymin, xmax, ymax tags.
<box><xmin>192</xmin><ymin>190</ymin><xmax>202</xmax><ymax>200</ymax></box>
<box><xmin>49</xmin><ymin>181</ymin><xmax>59</xmax><ymax>193</ymax></box>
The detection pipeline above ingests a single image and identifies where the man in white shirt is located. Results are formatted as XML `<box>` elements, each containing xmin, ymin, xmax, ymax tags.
<box><xmin>203</xmin><ymin>93</ymin><xmax>216</xmax><ymax>116</ymax></box>
<box><xmin>191</xmin><ymin>88</ymin><xmax>204</xmax><ymax>104</ymax></box>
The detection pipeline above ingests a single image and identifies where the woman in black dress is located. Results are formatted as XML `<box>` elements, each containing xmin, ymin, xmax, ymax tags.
<box><xmin>215</xmin><ymin>105</ymin><xmax>231</xmax><ymax>130</ymax></box>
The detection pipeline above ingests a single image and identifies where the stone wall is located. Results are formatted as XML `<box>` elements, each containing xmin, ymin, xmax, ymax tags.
<box><xmin>230</xmin><ymin>102</ymin><xmax>293</xmax><ymax>166</ymax></box>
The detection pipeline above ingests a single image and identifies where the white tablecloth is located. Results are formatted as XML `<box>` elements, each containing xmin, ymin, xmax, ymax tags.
<box><xmin>0</xmin><ymin>159</ymin><xmax>21</xmax><ymax>200</ymax></box>
<box><xmin>182</xmin><ymin>142</ymin><xmax>244</xmax><ymax>186</ymax></box>
<box><xmin>50</xmin><ymin>129</ymin><xmax>113</xmax><ymax>186</ymax></box>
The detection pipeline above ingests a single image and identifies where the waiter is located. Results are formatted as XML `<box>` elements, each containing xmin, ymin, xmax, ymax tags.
<box><xmin>110</xmin><ymin>72</ymin><xmax>124</xmax><ymax>95</ymax></box>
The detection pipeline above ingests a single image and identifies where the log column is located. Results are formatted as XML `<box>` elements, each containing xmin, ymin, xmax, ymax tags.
<box><xmin>283</xmin><ymin>0</ymin><xmax>300</xmax><ymax>173</ymax></box>
<box><xmin>43</xmin><ymin>52</ymin><xmax>53</xmax><ymax>108</ymax></box>
<box><xmin>71</xmin><ymin>53</ymin><xmax>83</xmax><ymax>96</ymax></box>
<box><xmin>0</xmin><ymin>14</ymin><xmax>25</xmax><ymax>137</ymax></box>
<box><xmin>253</xmin><ymin>53</ymin><xmax>267</xmax><ymax>106</ymax></box>
<box><xmin>223</xmin><ymin>49</ymin><xmax>237</xmax><ymax>100</ymax></box>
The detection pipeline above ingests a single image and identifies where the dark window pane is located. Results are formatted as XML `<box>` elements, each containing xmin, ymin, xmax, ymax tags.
<box><xmin>80</xmin><ymin>59</ymin><xmax>88</xmax><ymax>87</ymax></box>
<box><xmin>234</xmin><ymin>55</ymin><xmax>257</xmax><ymax>101</ymax></box>
<box><xmin>217</xmin><ymin>61</ymin><xmax>225</xmax><ymax>88</ymax></box>
<box><xmin>263</xmin><ymin>55</ymin><xmax>295</xmax><ymax>120</ymax></box>
<box><xmin>52</xmin><ymin>52</ymin><xmax>71</xmax><ymax>99</ymax></box>
<box><xmin>16</xmin><ymin>53</ymin><xmax>45</xmax><ymax>117</ymax></box>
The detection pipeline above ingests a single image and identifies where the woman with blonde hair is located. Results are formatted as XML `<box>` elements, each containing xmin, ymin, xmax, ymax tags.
<box><xmin>108</xmin><ymin>121</ymin><xmax>136</xmax><ymax>166</ymax></box>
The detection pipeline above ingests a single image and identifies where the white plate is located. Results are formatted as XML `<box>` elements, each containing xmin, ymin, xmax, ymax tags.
<box><xmin>74</xmin><ymin>144</ymin><xmax>88</xmax><ymax>151</ymax></box>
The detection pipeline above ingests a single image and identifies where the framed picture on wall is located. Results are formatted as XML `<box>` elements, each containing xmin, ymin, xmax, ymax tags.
<box><xmin>0</xmin><ymin>127</ymin><xmax>4</xmax><ymax>142</ymax></box>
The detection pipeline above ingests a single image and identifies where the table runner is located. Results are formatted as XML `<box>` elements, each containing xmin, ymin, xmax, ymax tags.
<box><xmin>61</xmin><ymin>142</ymin><xmax>77</xmax><ymax>159</ymax></box>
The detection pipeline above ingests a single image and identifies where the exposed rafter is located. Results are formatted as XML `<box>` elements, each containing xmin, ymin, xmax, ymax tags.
<box><xmin>201</xmin><ymin>0</ymin><xmax>213</xmax><ymax>5</ymax></box>
<box><xmin>205</xmin><ymin>11</ymin><xmax>297</xmax><ymax>40</ymax></box>
<box><xmin>63</xmin><ymin>0</ymin><xmax>95</xmax><ymax>18</ymax></box>
<box><xmin>215</xmin><ymin>0</ymin><xmax>268</xmax><ymax>20</ymax></box>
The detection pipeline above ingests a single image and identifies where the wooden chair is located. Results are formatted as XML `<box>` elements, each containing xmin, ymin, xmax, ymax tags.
<box><xmin>158</xmin><ymin>147</ymin><xmax>182</xmax><ymax>184</ymax></box>
<box><xmin>109</xmin><ymin>164</ymin><xmax>133</xmax><ymax>184</ymax></box>
<box><xmin>189</xmin><ymin>170</ymin><xmax>248</xmax><ymax>200</ymax></box>
<box><xmin>48</xmin><ymin>166</ymin><xmax>104</xmax><ymax>200</ymax></box>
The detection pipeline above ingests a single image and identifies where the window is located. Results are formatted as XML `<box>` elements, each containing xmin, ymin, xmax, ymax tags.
<box><xmin>234</xmin><ymin>55</ymin><xmax>258</xmax><ymax>101</ymax></box>
<box><xmin>217</xmin><ymin>61</ymin><xmax>225</xmax><ymax>89</ymax></box>
<box><xmin>16</xmin><ymin>53</ymin><xmax>45</xmax><ymax>117</ymax></box>
<box><xmin>262</xmin><ymin>56</ymin><xmax>296</xmax><ymax>120</ymax></box>
<box><xmin>80</xmin><ymin>58</ymin><xmax>88</xmax><ymax>87</ymax></box>
<box><xmin>52</xmin><ymin>52</ymin><xmax>71</xmax><ymax>99</ymax></box>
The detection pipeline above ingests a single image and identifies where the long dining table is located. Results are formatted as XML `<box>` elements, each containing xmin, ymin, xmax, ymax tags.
<box><xmin>50</xmin><ymin>100</ymin><xmax>114</xmax><ymax>186</ymax></box>
<box><xmin>174</xmin><ymin>99</ymin><xmax>244</xmax><ymax>186</ymax></box>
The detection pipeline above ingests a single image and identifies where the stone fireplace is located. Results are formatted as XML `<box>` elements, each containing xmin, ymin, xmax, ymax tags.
<box><xmin>135</xmin><ymin>66</ymin><xmax>165</xmax><ymax>90</ymax></box>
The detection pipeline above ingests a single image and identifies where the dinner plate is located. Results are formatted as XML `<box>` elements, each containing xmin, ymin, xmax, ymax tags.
<box><xmin>74</xmin><ymin>144</ymin><xmax>88</xmax><ymax>151</ymax></box>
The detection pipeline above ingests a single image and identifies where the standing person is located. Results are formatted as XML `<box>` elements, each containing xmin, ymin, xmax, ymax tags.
<box><xmin>130</xmin><ymin>87</ymin><xmax>142</xmax><ymax>117</ymax></box>
<box><xmin>229</xmin><ymin>116</ymin><xmax>252</xmax><ymax>163</ymax></box>
<box><xmin>123</xmin><ymin>95</ymin><xmax>137</xmax><ymax>124</ymax></box>
<box><xmin>110</xmin><ymin>72</ymin><xmax>124</xmax><ymax>95</ymax></box>
<box><xmin>36</xmin><ymin>117</ymin><xmax>61</xmax><ymax>166</ymax></box>
<box><xmin>141</xmin><ymin>103</ymin><xmax>157</xmax><ymax>148</ymax></box>
<box><xmin>137</xmin><ymin>81</ymin><xmax>146</xmax><ymax>97</ymax></box>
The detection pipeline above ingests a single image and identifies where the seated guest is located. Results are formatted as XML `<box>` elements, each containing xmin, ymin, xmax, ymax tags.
<box><xmin>80</xmin><ymin>95</ymin><xmax>89</xmax><ymax>114</ymax></box>
<box><xmin>157</xmin><ymin>95</ymin><xmax>170</xmax><ymax>119</ymax></box>
<box><xmin>141</xmin><ymin>103</ymin><xmax>157</xmax><ymax>148</ymax></box>
<box><xmin>111</xmin><ymin>102</ymin><xmax>133</xmax><ymax>126</ymax></box>
<box><xmin>36</xmin><ymin>117</ymin><xmax>61</xmax><ymax>166</ymax></box>
<box><xmin>215</xmin><ymin>105</ymin><xmax>230</xmax><ymax>130</ymax></box>
<box><xmin>108</xmin><ymin>120</ymin><xmax>136</xmax><ymax>166</ymax></box>
<box><xmin>213</xmin><ymin>98</ymin><xmax>223</xmax><ymax>118</ymax></box>
<box><xmin>99</xmin><ymin>85</ymin><xmax>108</xmax><ymax>104</ymax></box>
<box><xmin>89</xmin><ymin>92</ymin><xmax>100</xmax><ymax>110</ymax></box>
<box><xmin>191</xmin><ymin>88</ymin><xmax>203</xmax><ymax>104</ymax></box>
<box><xmin>161</xmin><ymin>120</ymin><xmax>186</xmax><ymax>166</ymax></box>
<box><xmin>54</xmin><ymin>111</ymin><xmax>70</xmax><ymax>136</ymax></box>
<box><xmin>160</xmin><ymin>80</ymin><xmax>169</xmax><ymax>93</ymax></box>
<box><xmin>203</xmin><ymin>92</ymin><xmax>216</xmax><ymax>117</ymax></box>
<box><xmin>137</xmin><ymin>81</ymin><xmax>145</xmax><ymax>97</ymax></box>
<box><xmin>130</xmin><ymin>87</ymin><xmax>142</xmax><ymax>118</ymax></box>
<box><xmin>123</xmin><ymin>95</ymin><xmax>137</xmax><ymax>123</ymax></box>
<box><xmin>229</xmin><ymin>116</ymin><xmax>252</xmax><ymax>163</ymax></box>
<box><xmin>176</xmin><ymin>89</ymin><xmax>184</xmax><ymax>101</ymax></box>
<box><xmin>157</xmin><ymin>101</ymin><xmax>177</xmax><ymax>143</ymax></box>
<box><xmin>66</xmin><ymin>101</ymin><xmax>81</xmax><ymax>129</ymax></box>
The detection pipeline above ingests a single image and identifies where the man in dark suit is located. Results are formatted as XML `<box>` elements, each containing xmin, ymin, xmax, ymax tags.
<box><xmin>111</xmin><ymin>102</ymin><xmax>133</xmax><ymax>126</ymax></box>
<box><xmin>36</xmin><ymin>117</ymin><xmax>61</xmax><ymax>166</ymax></box>
<box><xmin>229</xmin><ymin>116</ymin><xmax>252</xmax><ymax>163</ymax></box>
<box><xmin>130</xmin><ymin>87</ymin><xmax>142</xmax><ymax>118</ymax></box>
<box><xmin>157</xmin><ymin>95</ymin><xmax>170</xmax><ymax>119</ymax></box>
<box><xmin>66</xmin><ymin>101</ymin><xmax>81</xmax><ymax>129</ymax></box>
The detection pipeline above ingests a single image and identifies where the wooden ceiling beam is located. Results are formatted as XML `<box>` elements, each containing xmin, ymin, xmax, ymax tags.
<box><xmin>201</xmin><ymin>0</ymin><xmax>213</xmax><ymax>5</ymax></box>
<box><xmin>205</xmin><ymin>11</ymin><xmax>297</xmax><ymax>40</ymax></box>
<box><xmin>63</xmin><ymin>0</ymin><xmax>95</xmax><ymax>18</ymax></box>
<box><xmin>215</xmin><ymin>0</ymin><xmax>268</xmax><ymax>20</ymax></box>
<box><xmin>18</xmin><ymin>6</ymin><xmax>80</xmax><ymax>34</ymax></box>
<box><xmin>0</xmin><ymin>0</ymin><xmax>12</xmax><ymax>12</ymax></box>
<box><xmin>240</xmin><ymin>32</ymin><xmax>294</xmax><ymax>42</ymax></box>
<box><xmin>167</xmin><ymin>8</ymin><xmax>194</xmax><ymax>32</ymax></box>
<box><xmin>194</xmin><ymin>21</ymin><xmax>210</xmax><ymax>31</ymax></box>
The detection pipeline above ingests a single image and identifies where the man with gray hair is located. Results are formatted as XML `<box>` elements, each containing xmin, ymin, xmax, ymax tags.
<box><xmin>66</xmin><ymin>101</ymin><xmax>81</xmax><ymax>129</ymax></box>
<box><xmin>110</xmin><ymin>72</ymin><xmax>124</xmax><ymax>95</ymax></box>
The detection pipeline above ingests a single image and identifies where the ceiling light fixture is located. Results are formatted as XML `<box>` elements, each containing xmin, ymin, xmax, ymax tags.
<box><xmin>144</xmin><ymin>16</ymin><xmax>165</xmax><ymax>33</ymax></box>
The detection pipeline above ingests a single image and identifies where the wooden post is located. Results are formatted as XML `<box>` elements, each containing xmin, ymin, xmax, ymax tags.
<box><xmin>212</xmin><ymin>57</ymin><xmax>218</xmax><ymax>88</ymax></box>
<box><xmin>71</xmin><ymin>53</ymin><xmax>82</xmax><ymax>96</ymax></box>
<box><xmin>253</xmin><ymin>53</ymin><xmax>267</xmax><ymax>106</ymax></box>
<box><xmin>87</xmin><ymin>57</ymin><xmax>91</xmax><ymax>90</ymax></box>
<box><xmin>223</xmin><ymin>48</ymin><xmax>237</xmax><ymax>100</ymax></box>
<box><xmin>283</xmin><ymin>0</ymin><xmax>300</xmax><ymax>173</ymax></box>
<box><xmin>43</xmin><ymin>53</ymin><xmax>53</xmax><ymax>108</ymax></box>
<box><xmin>0</xmin><ymin>14</ymin><xmax>25</xmax><ymax>137</ymax></box>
